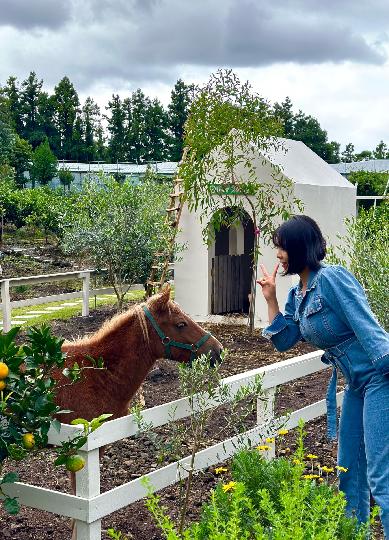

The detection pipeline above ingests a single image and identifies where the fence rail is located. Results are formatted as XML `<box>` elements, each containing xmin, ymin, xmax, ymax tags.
<box><xmin>0</xmin><ymin>270</ymin><xmax>143</xmax><ymax>332</ymax></box>
<box><xmin>2</xmin><ymin>350</ymin><xmax>342</xmax><ymax>540</ymax></box>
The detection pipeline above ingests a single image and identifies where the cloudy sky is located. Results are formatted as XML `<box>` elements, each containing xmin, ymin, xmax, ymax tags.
<box><xmin>1</xmin><ymin>0</ymin><xmax>388</xmax><ymax>152</ymax></box>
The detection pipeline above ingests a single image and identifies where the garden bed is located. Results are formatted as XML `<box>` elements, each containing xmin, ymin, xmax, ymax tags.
<box><xmin>0</xmin><ymin>303</ymin><xmax>383</xmax><ymax>539</ymax></box>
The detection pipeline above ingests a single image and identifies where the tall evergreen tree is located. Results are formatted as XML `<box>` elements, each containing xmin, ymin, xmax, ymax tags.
<box><xmin>168</xmin><ymin>79</ymin><xmax>193</xmax><ymax>161</ymax></box>
<box><xmin>82</xmin><ymin>97</ymin><xmax>100</xmax><ymax>161</ymax></box>
<box><xmin>37</xmin><ymin>92</ymin><xmax>58</xmax><ymax>154</ymax></box>
<box><xmin>106</xmin><ymin>94</ymin><xmax>126</xmax><ymax>162</ymax></box>
<box><xmin>373</xmin><ymin>140</ymin><xmax>389</xmax><ymax>159</ymax></box>
<box><xmin>10</xmin><ymin>135</ymin><xmax>33</xmax><ymax>187</ymax></box>
<box><xmin>144</xmin><ymin>98</ymin><xmax>169</xmax><ymax>162</ymax></box>
<box><xmin>4</xmin><ymin>76</ymin><xmax>23</xmax><ymax>134</ymax></box>
<box><xmin>53</xmin><ymin>76</ymin><xmax>80</xmax><ymax>159</ymax></box>
<box><xmin>20</xmin><ymin>71</ymin><xmax>44</xmax><ymax>147</ymax></box>
<box><xmin>126</xmin><ymin>89</ymin><xmax>150</xmax><ymax>163</ymax></box>
<box><xmin>71</xmin><ymin>115</ymin><xmax>85</xmax><ymax>161</ymax></box>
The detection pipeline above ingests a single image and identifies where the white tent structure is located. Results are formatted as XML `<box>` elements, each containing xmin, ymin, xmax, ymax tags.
<box><xmin>174</xmin><ymin>138</ymin><xmax>356</xmax><ymax>327</ymax></box>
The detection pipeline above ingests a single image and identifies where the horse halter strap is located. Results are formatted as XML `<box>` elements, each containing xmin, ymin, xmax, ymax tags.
<box><xmin>142</xmin><ymin>306</ymin><xmax>212</xmax><ymax>362</ymax></box>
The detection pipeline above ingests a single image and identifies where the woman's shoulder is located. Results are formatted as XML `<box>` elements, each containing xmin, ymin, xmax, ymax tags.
<box><xmin>320</xmin><ymin>264</ymin><xmax>354</xmax><ymax>280</ymax></box>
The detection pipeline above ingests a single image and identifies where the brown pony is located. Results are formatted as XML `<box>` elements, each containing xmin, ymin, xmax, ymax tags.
<box><xmin>55</xmin><ymin>286</ymin><xmax>223</xmax><ymax>423</ymax></box>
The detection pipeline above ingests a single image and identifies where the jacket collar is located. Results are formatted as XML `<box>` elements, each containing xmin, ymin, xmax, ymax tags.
<box><xmin>296</xmin><ymin>264</ymin><xmax>326</xmax><ymax>296</ymax></box>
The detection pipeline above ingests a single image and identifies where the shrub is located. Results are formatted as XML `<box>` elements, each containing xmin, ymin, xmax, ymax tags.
<box><xmin>327</xmin><ymin>202</ymin><xmax>388</xmax><ymax>329</ymax></box>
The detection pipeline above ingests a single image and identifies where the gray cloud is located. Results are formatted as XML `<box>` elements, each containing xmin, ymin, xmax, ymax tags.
<box><xmin>0</xmin><ymin>0</ymin><xmax>72</xmax><ymax>30</ymax></box>
<box><xmin>0</xmin><ymin>0</ymin><xmax>387</xmax><ymax>91</ymax></box>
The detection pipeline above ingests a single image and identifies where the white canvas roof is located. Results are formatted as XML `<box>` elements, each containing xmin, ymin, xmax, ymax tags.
<box><xmin>260</xmin><ymin>138</ymin><xmax>353</xmax><ymax>188</ymax></box>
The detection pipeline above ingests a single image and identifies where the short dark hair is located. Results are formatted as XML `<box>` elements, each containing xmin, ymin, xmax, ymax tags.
<box><xmin>272</xmin><ymin>215</ymin><xmax>326</xmax><ymax>275</ymax></box>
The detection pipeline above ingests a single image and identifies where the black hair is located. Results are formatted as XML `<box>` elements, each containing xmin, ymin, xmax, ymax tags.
<box><xmin>272</xmin><ymin>215</ymin><xmax>326</xmax><ymax>275</ymax></box>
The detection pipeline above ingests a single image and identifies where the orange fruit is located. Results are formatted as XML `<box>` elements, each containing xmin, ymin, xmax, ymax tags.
<box><xmin>0</xmin><ymin>380</ymin><xmax>6</xmax><ymax>391</ymax></box>
<box><xmin>65</xmin><ymin>454</ymin><xmax>85</xmax><ymax>473</ymax></box>
<box><xmin>22</xmin><ymin>433</ymin><xmax>35</xmax><ymax>450</ymax></box>
<box><xmin>0</xmin><ymin>362</ymin><xmax>9</xmax><ymax>379</ymax></box>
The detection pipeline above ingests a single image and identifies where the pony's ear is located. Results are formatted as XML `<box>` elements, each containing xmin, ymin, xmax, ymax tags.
<box><xmin>148</xmin><ymin>284</ymin><xmax>171</xmax><ymax>312</ymax></box>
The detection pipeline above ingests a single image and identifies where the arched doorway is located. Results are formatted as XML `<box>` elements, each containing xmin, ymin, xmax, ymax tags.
<box><xmin>211</xmin><ymin>209</ymin><xmax>254</xmax><ymax>314</ymax></box>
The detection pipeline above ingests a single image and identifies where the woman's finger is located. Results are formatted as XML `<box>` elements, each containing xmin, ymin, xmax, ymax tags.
<box><xmin>272</xmin><ymin>263</ymin><xmax>280</xmax><ymax>278</ymax></box>
<box><xmin>259</xmin><ymin>264</ymin><xmax>269</xmax><ymax>277</ymax></box>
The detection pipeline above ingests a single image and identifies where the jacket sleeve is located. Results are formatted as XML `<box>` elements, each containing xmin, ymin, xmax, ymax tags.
<box><xmin>262</xmin><ymin>287</ymin><xmax>303</xmax><ymax>351</ymax></box>
<box><xmin>321</xmin><ymin>266</ymin><xmax>389</xmax><ymax>376</ymax></box>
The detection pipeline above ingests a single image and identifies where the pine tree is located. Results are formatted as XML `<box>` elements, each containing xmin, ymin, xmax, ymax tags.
<box><xmin>126</xmin><ymin>89</ymin><xmax>150</xmax><ymax>163</ymax></box>
<box><xmin>20</xmin><ymin>72</ymin><xmax>44</xmax><ymax>147</ymax></box>
<box><xmin>82</xmin><ymin>97</ymin><xmax>100</xmax><ymax>161</ymax></box>
<box><xmin>144</xmin><ymin>98</ymin><xmax>169</xmax><ymax>162</ymax></box>
<box><xmin>274</xmin><ymin>96</ymin><xmax>294</xmax><ymax>137</ymax></box>
<box><xmin>53</xmin><ymin>76</ymin><xmax>80</xmax><ymax>159</ymax></box>
<box><xmin>168</xmin><ymin>79</ymin><xmax>193</xmax><ymax>161</ymax></box>
<box><xmin>30</xmin><ymin>138</ymin><xmax>57</xmax><ymax>187</ymax></box>
<box><xmin>3</xmin><ymin>76</ymin><xmax>24</xmax><ymax>134</ymax></box>
<box><xmin>106</xmin><ymin>94</ymin><xmax>126</xmax><ymax>163</ymax></box>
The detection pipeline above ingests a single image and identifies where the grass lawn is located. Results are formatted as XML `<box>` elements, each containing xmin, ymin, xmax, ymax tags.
<box><xmin>3</xmin><ymin>289</ymin><xmax>145</xmax><ymax>328</ymax></box>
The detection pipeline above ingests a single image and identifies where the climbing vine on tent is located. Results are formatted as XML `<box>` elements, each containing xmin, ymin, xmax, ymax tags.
<box><xmin>179</xmin><ymin>70</ymin><xmax>303</xmax><ymax>331</ymax></box>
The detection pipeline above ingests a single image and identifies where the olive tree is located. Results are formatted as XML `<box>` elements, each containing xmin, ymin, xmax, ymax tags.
<box><xmin>62</xmin><ymin>174</ymin><xmax>171</xmax><ymax>309</ymax></box>
<box><xmin>179</xmin><ymin>70</ymin><xmax>302</xmax><ymax>331</ymax></box>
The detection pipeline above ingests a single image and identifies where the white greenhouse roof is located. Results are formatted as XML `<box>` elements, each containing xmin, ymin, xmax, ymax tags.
<box><xmin>331</xmin><ymin>159</ymin><xmax>389</xmax><ymax>175</ymax></box>
<box><xmin>57</xmin><ymin>161</ymin><xmax>178</xmax><ymax>175</ymax></box>
<box><xmin>261</xmin><ymin>138</ymin><xmax>353</xmax><ymax>188</ymax></box>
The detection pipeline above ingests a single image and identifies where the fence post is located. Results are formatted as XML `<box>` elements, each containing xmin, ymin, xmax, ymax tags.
<box><xmin>1</xmin><ymin>279</ymin><xmax>11</xmax><ymax>332</ymax></box>
<box><xmin>75</xmin><ymin>448</ymin><xmax>101</xmax><ymax>540</ymax></box>
<box><xmin>82</xmin><ymin>272</ymin><xmax>90</xmax><ymax>317</ymax></box>
<box><xmin>257</xmin><ymin>387</ymin><xmax>276</xmax><ymax>459</ymax></box>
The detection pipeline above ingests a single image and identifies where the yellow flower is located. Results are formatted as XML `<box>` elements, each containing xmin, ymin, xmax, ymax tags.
<box><xmin>293</xmin><ymin>458</ymin><xmax>302</xmax><ymax>465</ymax></box>
<box><xmin>318</xmin><ymin>477</ymin><xmax>324</xmax><ymax>482</ymax></box>
<box><xmin>306</xmin><ymin>454</ymin><xmax>318</xmax><ymax>460</ymax></box>
<box><xmin>302</xmin><ymin>474</ymin><xmax>320</xmax><ymax>480</ymax></box>
<box><xmin>214</xmin><ymin>467</ymin><xmax>228</xmax><ymax>475</ymax></box>
<box><xmin>321</xmin><ymin>466</ymin><xmax>334</xmax><ymax>473</ymax></box>
<box><xmin>278</xmin><ymin>429</ymin><xmax>289</xmax><ymax>436</ymax></box>
<box><xmin>284</xmin><ymin>447</ymin><xmax>291</xmax><ymax>453</ymax></box>
<box><xmin>222</xmin><ymin>481</ymin><xmax>236</xmax><ymax>493</ymax></box>
<box><xmin>336</xmin><ymin>466</ymin><xmax>348</xmax><ymax>473</ymax></box>
<box><xmin>256</xmin><ymin>445</ymin><xmax>270</xmax><ymax>451</ymax></box>
<box><xmin>265</xmin><ymin>437</ymin><xmax>275</xmax><ymax>443</ymax></box>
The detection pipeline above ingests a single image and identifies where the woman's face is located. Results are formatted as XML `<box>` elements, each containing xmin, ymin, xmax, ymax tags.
<box><xmin>276</xmin><ymin>247</ymin><xmax>289</xmax><ymax>272</ymax></box>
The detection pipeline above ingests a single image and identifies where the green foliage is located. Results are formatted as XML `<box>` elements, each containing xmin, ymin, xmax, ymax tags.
<box><xmin>181</xmin><ymin>70</ymin><xmax>301</xmax><ymax>246</ymax></box>
<box><xmin>30</xmin><ymin>138</ymin><xmax>57</xmax><ymax>187</ymax></box>
<box><xmin>327</xmin><ymin>202</ymin><xmax>389</xmax><ymax>329</ymax></box>
<box><xmin>61</xmin><ymin>174</ymin><xmax>171</xmax><ymax>308</ymax></box>
<box><xmin>143</xmin><ymin>422</ymin><xmax>378</xmax><ymax>539</ymax></box>
<box><xmin>57</xmin><ymin>167</ymin><xmax>74</xmax><ymax>192</ymax></box>
<box><xmin>168</xmin><ymin>79</ymin><xmax>194</xmax><ymax>161</ymax></box>
<box><xmin>348</xmin><ymin>170</ymin><xmax>389</xmax><ymax>197</ymax></box>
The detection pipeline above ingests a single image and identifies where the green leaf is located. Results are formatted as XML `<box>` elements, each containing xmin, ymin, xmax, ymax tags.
<box><xmin>3</xmin><ymin>496</ymin><xmax>20</xmax><ymax>515</ymax></box>
<box><xmin>51</xmin><ymin>419</ymin><xmax>62</xmax><ymax>433</ymax></box>
<box><xmin>54</xmin><ymin>454</ymin><xmax>68</xmax><ymax>466</ymax></box>
<box><xmin>1</xmin><ymin>472</ymin><xmax>19</xmax><ymax>485</ymax></box>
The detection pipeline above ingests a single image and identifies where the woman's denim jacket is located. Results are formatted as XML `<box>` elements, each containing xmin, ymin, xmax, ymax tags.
<box><xmin>262</xmin><ymin>265</ymin><xmax>389</xmax><ymax>438</ymax></box>
<box><xmin>263</xmin><ymin>264</ymin><xmax>389</xmax><ymax>377</ymax></box>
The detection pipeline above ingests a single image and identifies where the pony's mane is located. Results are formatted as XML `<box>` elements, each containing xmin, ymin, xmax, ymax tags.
<box><xmin>65</xmin><ymin>302</ymin><xmax>150</xmax><ymax>346</ymax></box>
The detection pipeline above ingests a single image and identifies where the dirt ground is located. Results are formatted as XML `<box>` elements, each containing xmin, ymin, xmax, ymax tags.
<box><xmin>0</xmin><ymin>303</ymin><xmax>384</xmax><ymax>539</ymax></box>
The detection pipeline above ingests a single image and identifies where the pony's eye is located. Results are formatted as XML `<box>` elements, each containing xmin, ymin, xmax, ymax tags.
<box><xmin>176</xmin><ymin>322</ymin><xmax>187</xmax><ymax>329</ymax></box>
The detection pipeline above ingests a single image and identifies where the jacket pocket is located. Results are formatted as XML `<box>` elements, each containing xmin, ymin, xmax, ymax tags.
<box><xmin>306</xmin><ymin>297</ymin><xmax>323</xmax><ymax>317</ymax></box>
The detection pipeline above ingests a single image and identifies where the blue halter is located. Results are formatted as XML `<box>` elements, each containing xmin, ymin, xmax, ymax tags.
<box><xmin>142</xmin><ymin>306</ymin><xmax>212</xmax><ymax>362</ymax></box>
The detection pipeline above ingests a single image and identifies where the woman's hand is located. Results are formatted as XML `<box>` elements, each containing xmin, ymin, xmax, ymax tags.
<box><xmin>257</xmin><ymin>263</ymin><xmax>279</xmax><ymax>302</ymax></box>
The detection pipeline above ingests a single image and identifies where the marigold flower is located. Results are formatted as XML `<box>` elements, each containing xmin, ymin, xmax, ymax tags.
<box><xmin>306</xmin><ymin>454</ymin><xmax>318</xmax><ymax>460</ymax></box>
<box><xmin>256</xmin><ymin>445</ymin><xmax>270</xmax><ymax>451</ymax></box>
<box><xmin>278</xmin><ymin>429</ymin><xmax>289</xmax><ymax>436</ymax></box>
<box><xmin>336</xmin><ymin>466</ymin><xmax>348</xmax><ymax>473</ymax></box>
<box><xmin>214</xmin><ymin>467</ymin><xmax>228</xmax><ymax>475</ymax></box>
<box><xmin>222</xmin><ymin>481</ymin><xmax>236</xmax><ymax>493</ymax></box>
<box><xmin>265</xmin><ymin>437</ymin><xmax>275</xmax><ymax>443</ymax></box>
<box><xmin>321</xmin><ymin>466</ymin><xmax>334</xmax><ymax>473</ymax></box>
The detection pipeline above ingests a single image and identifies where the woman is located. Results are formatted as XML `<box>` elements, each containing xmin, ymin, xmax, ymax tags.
<box><xmin>258</xmin><ymin>215</ymin><xmax>389</xmax><ymax>535</ymax></box>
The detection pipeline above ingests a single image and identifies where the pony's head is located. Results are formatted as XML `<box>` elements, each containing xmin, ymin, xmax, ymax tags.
<box><xmin>143</xmin><ymin>285</ymin><xmax>223</xmax><ymax>366</ymax></box>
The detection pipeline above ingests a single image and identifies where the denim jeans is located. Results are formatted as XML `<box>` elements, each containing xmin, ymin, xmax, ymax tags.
<box><xmin>338</xmin><ymin>373</ymin><xmax>389</xmax><ymax>537</ymax></box>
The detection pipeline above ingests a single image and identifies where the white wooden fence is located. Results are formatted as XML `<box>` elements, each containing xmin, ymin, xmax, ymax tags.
<box><xmin>0</xmin><ymin>270</ymin><xmax>143</xmax><ymax>332</ymax></box>
<box><xmin>2</xmin><ymin>350</ymin><xmax>343</xmax><ymax>540</ymax></box>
